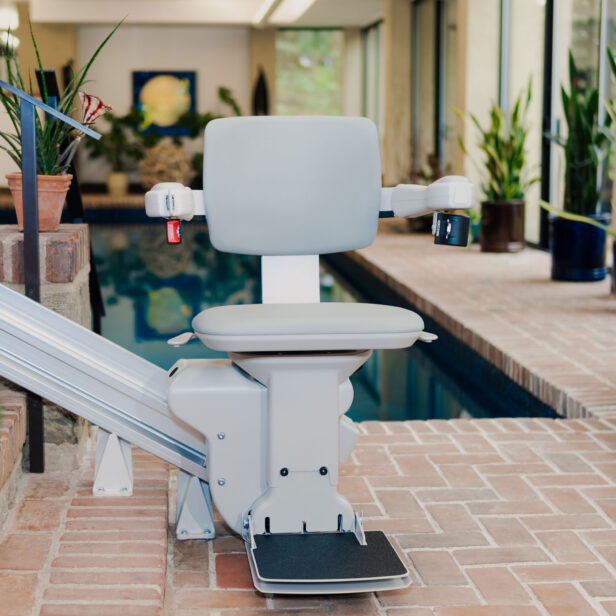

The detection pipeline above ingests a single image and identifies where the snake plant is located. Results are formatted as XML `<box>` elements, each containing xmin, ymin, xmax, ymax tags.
<box><xmin>458</xmin><ymin>79</ymin><xmax>538</xmax><ymax>202</ymax></box>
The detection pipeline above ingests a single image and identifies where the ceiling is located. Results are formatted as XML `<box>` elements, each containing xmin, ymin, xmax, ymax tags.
<box><xmin>29</xmin><ymin>0</ymin><xmax>384</xmax><ymax>28</ymax></box>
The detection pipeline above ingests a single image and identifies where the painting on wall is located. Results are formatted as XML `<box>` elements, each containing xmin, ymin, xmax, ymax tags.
<box><xmin>132</xmin><ymin>70</ymin><xmax>196</xmax><ymax>136</ymax></box>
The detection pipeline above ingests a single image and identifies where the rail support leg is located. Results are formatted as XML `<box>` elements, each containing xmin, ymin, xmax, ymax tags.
<box><xmin>93</xmin><ymin>429</ymin><xmax>133</xmax><ymax>496</ymax></box>
<box><xmin>176</xmin><ymin>470</ymin><xmax>215</xmax><ymax>541</ymax></box>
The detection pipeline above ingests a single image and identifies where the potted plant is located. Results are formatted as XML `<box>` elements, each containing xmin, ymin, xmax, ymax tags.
<box><xmin>540</xmin><ymin>202</ymin><xmax>615</xmax><ymax>291</ymax></box>
<box><xmin>84</xmin><ymin>107</ymin><xmax>145</xmax><ymax>196</ymax></box>
<box><xmin>459</xmin><ymin>80</ymin><xmax>537</xmax><ymax>252</ymax></box>
<box><xmin>0</xmin><ymin>22</ymin><xmax>119</xmax><ymax>230</ymax></box>
<box><xmin>548</xmin><ymin>52</ymin><xmax>612</xmax><ymax>281</ymax></box>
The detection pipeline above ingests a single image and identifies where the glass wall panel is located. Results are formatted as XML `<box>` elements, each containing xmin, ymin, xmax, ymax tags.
<box><xmin>275</xmin><ymin>29</ymin><xmax>344</xmax><ymax>115</ymax></box>
<box><xmin>361</xmin><ymin>22</ymin><xmax>385</xmax><ymax>137</ymax></box>
<box><xmin>553</xmin><ymin>0</ymin><xmax>603</xmax><ymax>217</ymax></box>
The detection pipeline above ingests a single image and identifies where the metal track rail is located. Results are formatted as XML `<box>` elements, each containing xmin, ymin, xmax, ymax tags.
<box><xmin>0</xmin><ymin>284</ymin><xmax>207</xmax><ymax>480</ymax></box>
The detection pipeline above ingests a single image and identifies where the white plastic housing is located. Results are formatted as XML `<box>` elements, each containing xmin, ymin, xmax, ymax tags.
<box><xmin>145</xmin><ymin>183</ymin><xmax>205</xmax><ymax>220</ymax></box>
<box><xmin>391</xmin><ymin>176</ymin><xmax>475</xmax><ymax>218</ymax></box>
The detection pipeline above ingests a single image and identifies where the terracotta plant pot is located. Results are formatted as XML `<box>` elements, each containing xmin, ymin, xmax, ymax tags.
<box><xmin>480</xmin><ymin>200</ymin><xmax>525</xmax><ymax>253</ymax></box>
<box><xmin>106</xmin><ymin>171</ymin><xmax>129</xmax><ymax>196</ymax></box>
<box><xmin>6</xmin><ymin>173</ymin><xmax>72</xmax><ymax>232</ymax></box>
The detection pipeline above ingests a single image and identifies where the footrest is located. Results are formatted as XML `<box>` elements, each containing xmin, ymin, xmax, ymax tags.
<box><xmin>246</xmin><ymin>530</ymin><xmax>410</xmax><ymax>594</ymax></box>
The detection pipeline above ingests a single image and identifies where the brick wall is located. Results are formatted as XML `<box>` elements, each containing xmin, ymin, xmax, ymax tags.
<box><xmin>0</xmin><ymin>224</ymin><xmax>91</xmax><ymax>327</ymax></box>
<box><xmin>0</xmin><ymin>223</ymin><xmax>92</xmax><ymax>479</ymax></box>
<box><xmin>0</xmin><ymin>390</ymin><xmax>26</xmax><ymax>523</ymax></box>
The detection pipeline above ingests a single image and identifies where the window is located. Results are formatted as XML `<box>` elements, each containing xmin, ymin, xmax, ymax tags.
<box><xmin>509</xmin><ymin>0</ymin><xmax>545</xmax><ymax>244</ymax></box>
<box><xmin>361</xmin><ymin>21</ymin><xmax>383</xmax><ymax>131</ymax></box>
<box><xmin>275</xmin><ymin>29</ymin><xmax>344</xmax><ymax>115</ymax></box>
<box><xmin>540</xmin><ymin>0</ymin><xmax>611</xmax><ymax>245</ymax></box>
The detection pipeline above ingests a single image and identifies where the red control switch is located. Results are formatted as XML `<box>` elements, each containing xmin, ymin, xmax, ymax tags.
<box><xmin>166</xmin><ymin>219</ymin><xmax>182</xmax><ymax>244</ymax></box>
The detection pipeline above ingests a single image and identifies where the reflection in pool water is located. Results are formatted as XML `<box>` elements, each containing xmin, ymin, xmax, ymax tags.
<box><xmin>92</xmin><ymin>224</ymin><xmax>552</xmax><ymax>422</ymax></box>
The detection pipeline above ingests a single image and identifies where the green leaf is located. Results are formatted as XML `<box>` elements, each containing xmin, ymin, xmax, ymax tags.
<box><xmin>29</xmin><ymin>21</ymin><xmax>48</xmax><ymax>104</ymax></box>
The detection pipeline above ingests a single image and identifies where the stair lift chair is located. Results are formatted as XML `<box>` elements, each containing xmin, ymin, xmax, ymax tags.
<box><xmin>145</xmin><ymin>116</ymin><xmax>474</xmax><ymax>594</ymax></box>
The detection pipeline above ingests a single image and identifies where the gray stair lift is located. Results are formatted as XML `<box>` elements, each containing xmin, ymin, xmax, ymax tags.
<box><xmin>145</xmin><ymin>116</ymin><xmax>475</xmax><ymax>594</ymax></box>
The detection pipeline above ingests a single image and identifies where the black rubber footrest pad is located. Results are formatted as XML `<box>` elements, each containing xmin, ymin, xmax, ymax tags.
<box><xmin>252</xmin><ymin>530</ymin><xmax>407</xmax><ymax>582</ymax></box>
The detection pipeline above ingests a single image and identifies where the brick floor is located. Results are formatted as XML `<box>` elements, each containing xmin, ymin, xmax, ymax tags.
<box><xmin>163</xmin><ymin>417</ymin><xmax>616</xmax><ymax>615</ymax></box>
<box><xmin>2</xmin><ymin>419</ymin><xmax>616</xmax><ymax>614</ymax></box>
<box><xmin>348</xmin><ymin>229</ymin><xmax>616</xmax><ymax>419</ymax></box>
<box><xmin>0</xmin><ymin>444</ymin><xmax>168</xmax><ymax>616</ymax></box>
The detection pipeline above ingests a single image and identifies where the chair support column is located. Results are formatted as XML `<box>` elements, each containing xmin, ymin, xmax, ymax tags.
<box><xmin>231</xmin><ymin>350</ymin><xmax>370</xmax><ymax>535</ymax></box>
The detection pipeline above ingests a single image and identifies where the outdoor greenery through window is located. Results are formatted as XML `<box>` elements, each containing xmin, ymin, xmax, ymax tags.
<box><xmin>275</xmin><ymin>29</ymin><xmax>344</xmax><ymax>115</ymax></box>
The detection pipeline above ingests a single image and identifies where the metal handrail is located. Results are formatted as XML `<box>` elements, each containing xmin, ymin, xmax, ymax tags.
<box><xmin>0</xmin><ymin>79</ymin><xmax>101</xmax><ymax>473</ymax></box>
<box><xmin>0</xmin><ymin>79</ymin><xmax>100</xmax><ymax>138</ymax></box>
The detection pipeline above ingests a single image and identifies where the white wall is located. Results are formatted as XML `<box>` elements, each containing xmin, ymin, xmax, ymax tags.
<box><xmin>462</xmin><ymin>0</ymin><xmax>500</xmax><ymax>199</ymax></box>
<box><xmin>76</xmin><ymin>24</ymin><xmax>251</xmax><ymax>183</ymax></box>
<box><xmin>343</xmin><ymin>28</ymin><xmax>362</xmax><ymax>117</ymax></box>
<box><xmin>510</xmin><ymin>0</ymin><xmax>545</xmax><ymax>244</ymax></box>
<box><xmin>0</xmin><ymin>62</ymin><xmax>19</xmax><ymax>185</ymax></box>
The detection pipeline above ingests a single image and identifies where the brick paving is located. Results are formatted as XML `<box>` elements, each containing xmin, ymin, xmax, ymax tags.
<box><xmin>0</xmin><ymin>444</ymin><xmax>168</xmax><ymax>616</ymax></box>
<box><xmin>349</xmin><ymin>228</ymin><xmax>616</xmax><ymax>419</ymax></box>
<box><xmin>5</xmin><ymin>431</ymin><xmax>616</xmax><ymax>616</ymax></box>
<box><xmin>164</xmin><ymin>417</ymin><xmax>616</xmax><ymax>615</ymax></box>
<box><xmin>12</xmin><ymin>416</ymin><xmax>616</xmax><ymax>615</ymax></box>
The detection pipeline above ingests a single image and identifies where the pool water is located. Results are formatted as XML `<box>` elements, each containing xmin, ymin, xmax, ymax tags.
<box><xmin>92</xmin><ymin>224</ymin><xmax>555</xmax><ymax>422</ymax></box>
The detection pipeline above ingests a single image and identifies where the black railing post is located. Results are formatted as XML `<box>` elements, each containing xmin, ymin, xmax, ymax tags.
<box><xmin>20</xmin><ymin>98</ymin><xmax>45</xmax><ymax>473</ymax></box>
<box><xmin>0</xmin><ymin>79</ymin><xmax>100</xmax><ymax>474</ymax></box>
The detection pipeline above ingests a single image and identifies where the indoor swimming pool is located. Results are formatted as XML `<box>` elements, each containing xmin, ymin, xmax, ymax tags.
<box><xmin>91</xmin><ymin>224</ymin><xmax>556</xmax><ymax>422</ymax></box>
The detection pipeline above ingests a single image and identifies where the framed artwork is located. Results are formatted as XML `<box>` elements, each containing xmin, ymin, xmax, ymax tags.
<box><xmin>132</xmin><ymin>70</ymin><xmax>196</xmax><ymax>136</ymax></box>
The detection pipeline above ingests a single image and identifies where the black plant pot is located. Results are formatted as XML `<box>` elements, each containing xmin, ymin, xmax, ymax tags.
<box><xmin>480</xmin><ymin>200</ymin><xmax>525</xmax><ymax>253</ymax></box>
<box><xmin>551</xmin><ymin>214</ymin><xmax>609</xmax><ymax>281</ymax></box>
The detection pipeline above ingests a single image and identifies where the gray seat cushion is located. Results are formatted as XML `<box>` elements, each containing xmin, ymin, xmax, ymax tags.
<box><xmin>192</xmin><ymin>303</ymin><xmax>425</xmax><ymax>352</ymax></box>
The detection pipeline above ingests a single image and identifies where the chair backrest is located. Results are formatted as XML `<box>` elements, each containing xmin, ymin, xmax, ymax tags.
<box><xmin>203</xmin><ymin>116</ymin><xmax>382</xmax><ymax>256</ymax></box>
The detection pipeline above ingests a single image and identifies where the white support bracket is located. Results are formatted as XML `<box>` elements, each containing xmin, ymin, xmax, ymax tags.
<box><xmin>176</xmin><ymin>470</ymin><xmax>216</xmax><ymax>541</ymax></box>
<box><xmin>93</xmin><ymin>429</ymin><xmax>133</xmax><ymax>496</ymax></box>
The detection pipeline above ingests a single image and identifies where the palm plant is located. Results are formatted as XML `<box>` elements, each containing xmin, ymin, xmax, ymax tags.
<box><xmin>0</xmin><ymin>21</ymin><xmax>121</xmax><ymax>176</ymax></box>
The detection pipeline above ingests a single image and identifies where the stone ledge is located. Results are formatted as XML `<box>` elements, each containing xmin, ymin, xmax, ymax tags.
<box><xmin>0</xmin><ymin>192</ymin><xmax>145</xmax><ymax>210</ymax></box>
<box><xmin>0</xmin><ymin>224</ymin><xmax>89</xmax><ymax>284</ymax></box>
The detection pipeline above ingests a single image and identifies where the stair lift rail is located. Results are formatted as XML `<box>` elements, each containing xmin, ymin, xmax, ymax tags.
<box><xmin>0</xmin><ymin>282</ymin><xmax>207</xmax><ymax>479</ymax></box>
